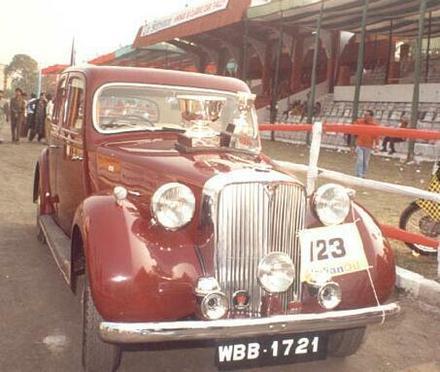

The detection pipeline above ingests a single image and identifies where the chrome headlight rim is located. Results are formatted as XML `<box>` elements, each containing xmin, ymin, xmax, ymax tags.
<box><xmin>200</xmin><ymin>291</ymin><xmax>228</xmax><ymax>320</ymax></box>
<box><xmin>317</xmin><ymin>281</ymin><xmax>342</xmax><ymax>310</ymax></box>
<box><xmin>151</xmin><ymin>182</ymin><xmax>196</xmax><ymax>231</ymax></box>
<box><xmin>313</xmin><ymin>183</ymin><xmax>351</xmax><ymax>226</ymax></box>
<box><xmin>257</xmin><ymin>252</ymin><xmax>295</xmax><ymax>294</ymax></box>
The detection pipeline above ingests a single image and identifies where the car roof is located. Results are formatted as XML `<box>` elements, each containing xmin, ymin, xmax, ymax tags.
<box><xmin>63</xmin><ymin>65</ymin><xmax>250</xmax><ymax>94</ymax></box>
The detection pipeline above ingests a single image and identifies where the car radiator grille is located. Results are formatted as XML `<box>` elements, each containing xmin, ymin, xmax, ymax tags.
<box><xmin>214</xmin><ymin>182</ymin><xmax>306</xmax><ymax>316</ymax></box>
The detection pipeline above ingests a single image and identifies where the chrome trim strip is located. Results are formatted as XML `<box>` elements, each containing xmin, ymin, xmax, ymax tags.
<box><xmin>99</xmin><ymin>302</ymin><xmax>401</xmax><ymax>344</ymax></box>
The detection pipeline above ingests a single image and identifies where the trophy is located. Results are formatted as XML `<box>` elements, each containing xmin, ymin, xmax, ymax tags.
<box><xmin>221</xmin><ymin>92</ymin><xmax>257</xmax><ymax>148</ymax></box>
<box><xmin>177</xmin><ymin>95</ymin><xmax>226</xmax><ymax>149</ymax></box>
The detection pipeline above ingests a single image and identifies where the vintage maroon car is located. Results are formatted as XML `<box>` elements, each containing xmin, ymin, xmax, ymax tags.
<box><xmin>34</xmin><ymin>66</ymin><xmax>400</xmax><ymax>371</ymax></box>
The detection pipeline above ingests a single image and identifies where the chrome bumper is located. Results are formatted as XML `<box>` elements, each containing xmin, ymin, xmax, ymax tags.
<box><xmin>99</xmin><ymin>302</ymin><xmax>400</xmax><ymax>344</ymax></box>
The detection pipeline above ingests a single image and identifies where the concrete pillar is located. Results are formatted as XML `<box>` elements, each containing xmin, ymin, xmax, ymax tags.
<box><xmin>327</xmin><ymin>31</ymin><xmax>339</xmax><ymax>93</ymax></box>
<box><xmin>262</xmin><ymin>41</ymin><xmax>273</xmax><ymax>96</ymax></box>
<box><xmin>290</xmin><ymin>37</ymin><xmax>304</xmax><ymax>93</ymax></box>
<box><xmin>408</xmin><ymin>0</ymin><xmax>427</xmax><ymax>161</ymax></box>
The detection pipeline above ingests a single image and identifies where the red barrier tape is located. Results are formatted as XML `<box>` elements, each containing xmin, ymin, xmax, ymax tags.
<box><xmin>381</xmin><ymin>224</ymin><xmax>439</xmax><ymax>249</ymax></box>
<box><xmin>259</xmin><ymin>123</ymin><xmax>440</xmax><ymax>141</ymax></box>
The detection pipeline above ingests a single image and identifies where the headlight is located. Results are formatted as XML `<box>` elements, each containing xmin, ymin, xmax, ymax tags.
<box><xmin>317</xmin><ymin>282</ymin><xmax>342</xmax><ymax>310</ymax></box>
<box><xmin>257</xmin><ymin>252</ymin><xmax>295</xmax><ymax>293</ymax></box>
<box><xmin>200</xmin><ymin>292</ymin><xmax>228</xmax><ymax>320</ymax></box>
<box><xmin>313</xmin><ymin>184</ymin><xmax>351</xmax><ymax>226</ymax></box>
<box><xmin>151</xmin><ymin>182</ymin><xmax>195</xmax><ymax>230</ymax></box>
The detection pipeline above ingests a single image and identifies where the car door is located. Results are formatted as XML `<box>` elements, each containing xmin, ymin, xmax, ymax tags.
<box><xmin>55</xmin><ymin>74</ymin><xmax>87</xmax><ymax>235</ymax></box>
<box><xmin>49</xmin><ymin>74</ymin><xmax>68</xmax><ymax>222</ymax></box>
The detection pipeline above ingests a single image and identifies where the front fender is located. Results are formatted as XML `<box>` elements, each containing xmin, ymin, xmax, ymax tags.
<box><xmin>73</xmin><ymin>194</ymin><xmax>202</xmax><ymax>322</ymax></box>
<box><xmin>303</xmin><ymin>202</ymin><xmax>396</xmax><ymax>311</ymax></box>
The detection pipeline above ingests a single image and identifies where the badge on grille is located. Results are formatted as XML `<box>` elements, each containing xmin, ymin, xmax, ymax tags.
<box><xmin>233</xmin><ymin>290</ymin><xmax>250</xmax><ymax>310</ymax></box>
<box><xmin>264</xmin><ymin>184</ymin><xmax>278</xmax><ymax>202</ymax></box>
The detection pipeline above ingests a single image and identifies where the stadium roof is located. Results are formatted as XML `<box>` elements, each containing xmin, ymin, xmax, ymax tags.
<box><xmin>88</xmin><ymin>43</ymin><xmax>189</xmax><ymax>68</ymax></box>
<box><xmin>248</xmin><ymin>0</ymin><xmax>440</xmax><ymax>38</ymax></box>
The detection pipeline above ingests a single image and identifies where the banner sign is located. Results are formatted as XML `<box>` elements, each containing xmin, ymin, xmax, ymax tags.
<box><xmin>141</xmin><ymin>0</ymin><xmax>229</xmax><ymax>37</ymax></box>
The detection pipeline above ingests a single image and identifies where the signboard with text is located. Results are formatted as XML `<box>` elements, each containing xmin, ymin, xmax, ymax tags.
<box><xmin>141</xmin><ymin>0</ymin><xmax>229</xmax><ymax>37</ymax></box>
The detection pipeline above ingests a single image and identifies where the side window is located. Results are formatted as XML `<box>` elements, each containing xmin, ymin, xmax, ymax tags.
<box><xmin>65</xmin><ymin>77</ymin><xmax>85</xmax><ymax>131</ymax></box>
<box><xmin>53</xmin><ymin>76</ymin><xmax>67</xmax><ymax>123</ymax></box>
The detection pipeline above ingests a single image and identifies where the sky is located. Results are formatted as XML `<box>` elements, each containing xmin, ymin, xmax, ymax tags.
<box><xmin>0</xmin><ymin>0</ymin><xmax>208</xmax><ymax>68</ymax></box>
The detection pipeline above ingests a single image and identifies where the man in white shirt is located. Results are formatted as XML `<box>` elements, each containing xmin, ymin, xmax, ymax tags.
<box><xmin>45</xmin><ymin>93</ymin><xmax>54</xmax><ymax>141</ymax></box>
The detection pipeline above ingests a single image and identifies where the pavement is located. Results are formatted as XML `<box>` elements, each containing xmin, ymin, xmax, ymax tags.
<box><xmin>396</xmin><ymin>266</ymin><xmax>440</xmax><ymax>308</ymax></box>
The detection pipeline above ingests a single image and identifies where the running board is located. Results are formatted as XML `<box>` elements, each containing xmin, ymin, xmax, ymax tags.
<box><xmin>38</xmin><ymin>215</ymin><xmax>71</xmax><ymax>285</ymax></box>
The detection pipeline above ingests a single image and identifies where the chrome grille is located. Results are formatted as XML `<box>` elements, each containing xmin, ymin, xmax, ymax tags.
<box><xmin>214</xmin><ymin>181</ymin><xmax>306</xmax><ymax>315</ymax></box>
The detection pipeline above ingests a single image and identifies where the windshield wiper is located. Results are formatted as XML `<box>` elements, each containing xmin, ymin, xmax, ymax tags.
<box><xmin>157</xmin><ymin>127</ymin><xmax>186</xmax><ymax>133</ymax></box>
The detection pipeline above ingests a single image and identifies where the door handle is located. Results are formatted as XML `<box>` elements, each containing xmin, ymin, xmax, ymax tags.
<box><xmin>71</xmin><ymin>155</ymin><xmax>83</xmax><ymax>161</ymax></box>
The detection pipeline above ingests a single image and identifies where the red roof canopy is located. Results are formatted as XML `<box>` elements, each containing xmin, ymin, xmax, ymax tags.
<box><xmin>41</xmin><ymin>64</ymin><xmax>69</xmax><ymax>75</ymax></box>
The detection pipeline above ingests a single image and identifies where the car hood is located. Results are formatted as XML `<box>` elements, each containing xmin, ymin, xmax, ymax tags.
<box><xmin>94</xmin><ymin>137</ymin><xmax>298</xmax><ymax>194</ymax></box>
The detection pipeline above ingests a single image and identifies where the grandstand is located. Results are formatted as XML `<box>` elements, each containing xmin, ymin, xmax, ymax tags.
<box><xmin>83</xmin><ymin>0</ymin><xmax>440</xmax><ymax>159</ymax></box>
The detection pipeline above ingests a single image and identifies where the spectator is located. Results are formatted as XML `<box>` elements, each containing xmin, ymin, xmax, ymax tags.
<box><xmin>381</xmin><ymin>117</ymin><xmax>409</xmax><ymax>154</ymax></box>
<box><xmin>25</xmin><ymin>93</ymin><xmax>37</xmax><ymax>140</ymax></box>
<box><xmin>281</xmin><ymin>103</ymin><xmax>292</xmax><ymax>122</ymax></box>
<box><xmin>300</xmin><ymin>100</ymin><xmax>308</xmax><ymax>121</ymax></box>
<box><xmin>9</xmin><ymin>88</ymin><xmax>26</xmax><ymax>143</ymax></box>
<box><xmin>0</xmin><ymin>90</ymin><xmax>9</xmax><ymax>143</ymax></box>
<box><xmin>353</xmin><ymin>110</ymin><xmax>379</xmax><ymax>178</ymax></box>
<box><xmin>314</xmin><ymin>101</ymin><xmax>321</xmax><ymax>118</ymax></box>
<box><xmin>45</xmin><ymin>93</ymin><xmax>54</xmax><ymax>140</ymax></box>
<box><xmin>29</xmin><ymin>92</ymin><xmax>47</xmax><ymax>142</ymax></box>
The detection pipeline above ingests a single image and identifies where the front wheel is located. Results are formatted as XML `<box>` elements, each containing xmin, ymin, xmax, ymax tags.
<box><xmin>399</xmin><ymin>202</ymin><xmax>438</xmax><ymax>256</ymax></box>
<box><xmin>328</xmin><ymin>327</ymin><xmax>366</xmax><ymax>357</ymax></box>
<box><xmin>82</xmin><ymin>276</ymin><xmax>121</xmax><ymax>372</ymax></box>
<box><xmin>35</xmin><ymin>177</ymin><xmax>46</xmax><ymax>244</ymax></box>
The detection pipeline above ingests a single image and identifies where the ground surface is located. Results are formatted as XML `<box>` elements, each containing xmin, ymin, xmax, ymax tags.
<box><xmin>0</xmin><ymin>133</ymin><xmax>439</xmax><ymax>371</ymax></box>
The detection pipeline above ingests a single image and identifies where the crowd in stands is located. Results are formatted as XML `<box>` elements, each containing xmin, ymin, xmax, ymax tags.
<box><xmin>0</xmin><ymin>88</ymin><xmax>53</xmax><ymax>144</ymax></box>
<box><xmin>281</xmin><ymin>99</ymin><xmax>322</xmax><ymax>122</ymax></box>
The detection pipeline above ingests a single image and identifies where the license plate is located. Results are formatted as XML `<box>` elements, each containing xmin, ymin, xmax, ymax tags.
<box><xmin>299</xmin><ymin>223</ymin><xmax>370</xmax><ymax>281</ymax></box>
<box><xmin>215</xmin><ymin>332</ymin><xmax>327</xmax><ymax>370</ymax></box>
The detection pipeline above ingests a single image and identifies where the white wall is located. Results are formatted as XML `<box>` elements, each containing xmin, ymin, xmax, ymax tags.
<box><xmin>334</xmin><ymin>84</ymin><xmax>440</xmax><ymax>103</ymax></box>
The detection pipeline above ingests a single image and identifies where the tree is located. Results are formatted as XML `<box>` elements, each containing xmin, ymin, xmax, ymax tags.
<box><xmin>5</xmin><ymin>54</ymin><xmax>39</xmax><ymax>95</ymax></box>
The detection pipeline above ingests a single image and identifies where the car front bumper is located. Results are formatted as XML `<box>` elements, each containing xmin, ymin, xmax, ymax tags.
<box><xmin>99</xmin><ymin>302</ymin><xmax>400</xmax><ymax>344</ymax></box>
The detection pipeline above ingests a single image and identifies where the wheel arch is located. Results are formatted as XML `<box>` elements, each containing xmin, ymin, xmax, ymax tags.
<box><xmin>71</xmin><ymin>224</ymin><xmax>85</xmax><ymax>294</ymax></box>
<box><xmin>33</xmin><ymin>163</ymin><xmax>40</xmax><ymax>203</ymax></box>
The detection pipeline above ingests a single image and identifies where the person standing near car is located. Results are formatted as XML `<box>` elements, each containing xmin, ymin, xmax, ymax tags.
<box><xmin>44</xmin><ymin>93</ymin><xmax>54</xmax><ymax>141</ymax></box>
<box><xmin>29</xmin><ymin>92</ymin><xmax>47</xmax><ymax>142</ymax></box>
<box><xmin>9</xmin><ymin>88</ymin><xmax>26</xmax><ymax>143</ymax></box>
<box><xmin>26</xmin><ymin>93</ymin><xmax>37</xmax><ymax>140</ymax></box>
<box><xmin>353</xmin><ymin>110</ymin><xmax>379</xmax><ymax>178</ymax></box>
<box><xmin>0</xmin><ymin>90</ymin><xmax>9</xmax><ymax>143</ymax></box>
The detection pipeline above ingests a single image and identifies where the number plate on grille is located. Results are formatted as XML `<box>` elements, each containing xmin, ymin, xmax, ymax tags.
<box><xmin>215</xmin><ymin>332</ymin><xmax>327</xmax><ymax>369</ymax></box>
<box><xmin>299</xmin><ymin>223</ymin><xmax>369</xmax><ymax>281</ymax></box>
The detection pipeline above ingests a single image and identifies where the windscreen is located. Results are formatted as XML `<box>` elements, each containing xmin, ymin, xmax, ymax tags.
<box><xmin>93</xmin><ymin>83</ymin><xmax>261</xmax><ymax>153</ymax></box>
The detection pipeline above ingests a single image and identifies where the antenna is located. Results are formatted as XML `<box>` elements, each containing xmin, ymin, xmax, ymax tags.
<box><xmin>70</xmin><ymin>37</ymin><xmax>76</xmax><ymax>66</ymax></box>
